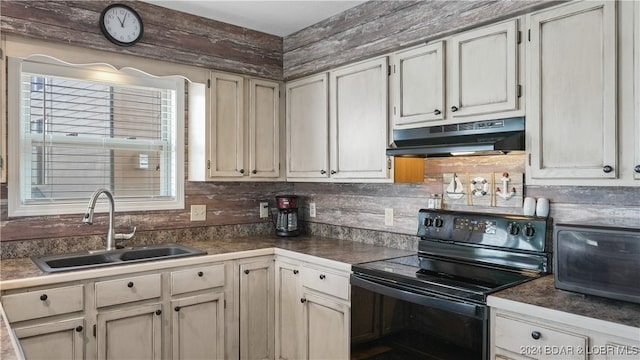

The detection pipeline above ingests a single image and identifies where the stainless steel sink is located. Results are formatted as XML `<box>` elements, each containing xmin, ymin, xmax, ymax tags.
<box><xmin>31</xmin><ymin>244</ymin><xmax>207</xmax><ymax>273</ymax></box>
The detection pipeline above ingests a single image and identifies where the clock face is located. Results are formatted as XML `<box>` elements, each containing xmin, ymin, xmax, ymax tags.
<box><xmin>100</xmin><ymin>4</ymin><xmax>143</xmax><ymax>46</ymax></box>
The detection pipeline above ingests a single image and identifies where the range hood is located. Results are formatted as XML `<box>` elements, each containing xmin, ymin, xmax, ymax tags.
<box><xmin>386</xmin><ymin>117</ymin><xmax>525</xmax><ymax>157</ymax></box>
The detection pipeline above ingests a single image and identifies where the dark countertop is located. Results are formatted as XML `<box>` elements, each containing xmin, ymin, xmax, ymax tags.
<box><xmin>0</xmin><ymin>234</ymin><xmax>413</xmax><ymax>360</ymax></box>
<box><xmin>489</xmin><ymin>275</ymin><xmax>640</xmax><ymax>330</ymax></box>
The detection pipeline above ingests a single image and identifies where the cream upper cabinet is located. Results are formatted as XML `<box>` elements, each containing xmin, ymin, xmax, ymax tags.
<box><xmin>286</xmin><ymin>57</ymin><xmax>390</xmax><ymax>182</ymax></box>
<box><xmin>330</xmin><ymin>57</ymin><xmax>390</xmax><ymax>180</ymax></box>
<box><xmin>189</xmin><ymin>72</ymin><xmax>282</xmax><ymax>181</ymax></box>
<box><xmin>286</xmin><ymin>73</ymin><xmax>330</xmax><ymax>179</ymax></box>
<box><xmin>209</xmin><ymin>72</ymin><xmax>245</xmax><ymax>178</ymax></box>
<box><xmin>449</xmin><ymin>20</ymin><xmax>520</xmax><ymax>118</ymax></box>
<box><xmin>526</xmin><ymin>1</ymin><xmax>618</xmax><ymax>183</ymax></box>
<box><xmin>392</xmin><ymin>41</ymin><xmax>445</xmax><ymax>128</ymax></box>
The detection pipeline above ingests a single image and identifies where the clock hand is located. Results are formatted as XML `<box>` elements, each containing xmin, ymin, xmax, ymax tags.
<box><xmin>122</xmin><ymin>13</ymin><xmax>128</xmax><ymax>27</ymax></box>
<box><xmin>117</xmin><ymin>15</ymin><xmax>125</xmax><ymax>27</ymax></box>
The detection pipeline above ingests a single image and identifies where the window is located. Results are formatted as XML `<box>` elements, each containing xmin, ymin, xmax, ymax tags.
<box><xmin>8</xmin><ymin>57</ymin><xmax>184</xmax><ymax>216</ymax></box>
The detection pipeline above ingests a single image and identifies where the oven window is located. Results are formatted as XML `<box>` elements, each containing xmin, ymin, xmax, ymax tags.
<box><xmin>351</xmin><ymin>285</ymin><xmax>486</xmax><ymax>360</ymax></box>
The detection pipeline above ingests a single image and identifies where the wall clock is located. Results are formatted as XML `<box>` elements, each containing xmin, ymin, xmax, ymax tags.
<box><xmin>99</xmin><ymin>4</ymin><xmax>144</xmax><ymax>46</ymax></box>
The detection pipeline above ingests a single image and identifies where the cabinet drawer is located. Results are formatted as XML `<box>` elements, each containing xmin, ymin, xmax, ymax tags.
<box><xmin>1</xmin><ymin>284</ymin><xmax>84</xmax><ymax>322</ymax></box>
<box><xmin>95</xmin><ymin>273</ymin><xmax>161</xmax><ymax>308</ymax></box>
<box><xmin>171</xmin><ymin>264</ymin><xmax>225</xmax><ymax>295</ymax></box>
<box><xmin>301</xmin><ymin>265</ymin><xmax>349</xmax><ymax>301</ymax></box>
<box><xmin>495</xmin><ymin>314</ymin><xmax>588</xmax><ymax>360</ymax></box>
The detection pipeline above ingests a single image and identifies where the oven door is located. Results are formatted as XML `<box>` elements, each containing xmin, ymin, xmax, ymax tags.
<box><xmin>351</xmin><ymin>272</ymin><xmax>488</xmax><ymax>360</ymax></box>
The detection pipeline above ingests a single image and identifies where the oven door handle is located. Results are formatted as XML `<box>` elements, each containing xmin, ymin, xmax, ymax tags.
<box><xmin>351</xmin><ymin>274</ymin><xmax>486</xmax><ymax>320</ymax></box>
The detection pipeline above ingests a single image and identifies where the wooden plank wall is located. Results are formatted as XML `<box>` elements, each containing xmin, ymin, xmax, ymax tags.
<box><xmin>283</xmin><ymin>0</ymin><xmax>563</xmax><ymax>80</ymax></box>
<box><xmin>0</xmin><ymin>0</ymin><xmax>283</xmax><ymax>79</ymax></box>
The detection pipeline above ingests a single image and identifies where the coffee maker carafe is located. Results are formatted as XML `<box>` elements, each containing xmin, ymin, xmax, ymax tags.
<box><xmin>275</xmin><ymin>195</ymin><xmax>299</xmax><ymax>237</ymax></box>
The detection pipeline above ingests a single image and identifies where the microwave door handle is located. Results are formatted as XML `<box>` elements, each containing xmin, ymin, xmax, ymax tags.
<box><xmin>350</xmin><ymin>274</ymin><xmax>486</xmax><ymax>320</ymax></box>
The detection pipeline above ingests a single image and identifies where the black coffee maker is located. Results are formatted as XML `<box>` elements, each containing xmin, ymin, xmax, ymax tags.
<box><xmin>275</xmin><ymin>195</ymin><xmax>299</xmax><ymax>237</ymax></box>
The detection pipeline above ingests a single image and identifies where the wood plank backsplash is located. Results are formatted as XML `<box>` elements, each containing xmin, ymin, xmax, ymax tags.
<box><xmin>0</xmin><ymin>0</ymin><xmax>283</xmax><ymax>79</ymax></box>
<box><xmin>283</xmin><ymin>0</ymin><xmax>562</xmax><ymax>80</ymax></box>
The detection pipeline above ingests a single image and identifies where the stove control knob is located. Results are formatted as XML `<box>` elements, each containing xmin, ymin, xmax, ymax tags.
<box><xmin>508</xmin><ymin>223</ymin><xmax>520</xmax><ymax>236</ymax></box>
<box><xmin>524</xmin><ymin>224</ymin><xmax>536</xmax><ymax>237</ymax></box>
<box><xmin>424</xmin><ymin>217</ymin><xmax>434</xmax><ymax>227</ymax></box>
<box><xmin>434</xmin><ymin>218</ymin><xmax>444</xmax><ymax>228</ymax></box>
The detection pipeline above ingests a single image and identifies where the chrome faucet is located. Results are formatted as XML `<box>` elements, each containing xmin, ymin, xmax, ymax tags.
<box><xmin>83</xmin><ymin>188</ymin><xmax>136</xmax><ymax>251</ymax></box>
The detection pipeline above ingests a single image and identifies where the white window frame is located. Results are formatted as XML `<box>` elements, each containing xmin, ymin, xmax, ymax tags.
<box><xmin>7</xmin><ymin>56</ymin><xmax>185</xmax><ymax>217</ymax></box>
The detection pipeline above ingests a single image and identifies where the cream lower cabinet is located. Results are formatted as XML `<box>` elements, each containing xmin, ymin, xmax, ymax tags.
<box><xmin>169</xmin><ymin>263</ymin><xmax>227</xmax><ymax>360</ymax></box>
<box><xmin>275</xmin><ymin>256</ymin><xmax>351</xmax><ymax>360</ymax></box>
<box><xmin>238</xmin><ymin>256</ymin><xmax>275</xmax><ymax>360</ymax></box>
<box><xmin>1</xmin><ymin>284</ymin><xmax>86</xmax><ymax>360</ymax></box>
<box><xmin>490</xmin><ymin>305</ymin><xmax>640</xmax><ymax>360</ymax></box>
<box><xmin>94</xmin><ymin>273</ymin><xmax>163</xmax><ymax>360</ymax></box>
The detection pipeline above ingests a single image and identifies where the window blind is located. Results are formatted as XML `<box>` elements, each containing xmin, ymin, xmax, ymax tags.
<box><xmin>12</xmin><ymin>59</ymin><xmax>181</xmax><ymax>213</ymax></box>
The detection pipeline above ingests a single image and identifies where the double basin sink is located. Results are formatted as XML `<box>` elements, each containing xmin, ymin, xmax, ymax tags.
<box><xmin>31</xmin><ymin>243</ymin><xmax>207</xmax><ymax>273</ymax></box>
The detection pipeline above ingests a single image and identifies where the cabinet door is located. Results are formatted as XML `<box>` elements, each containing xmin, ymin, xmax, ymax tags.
<box><xmin>330</xmin><ymin>57</ymin><xmax>389</xmax><ymax>180</ymax></box>
<box><xmin>249</xmin><ymin>79</ymin><xmax>280</xmax><ymax>178</ymax></box>
<box><xmin>286</xmin><ymin>74</ymin><xmax>329</xmax><ymax>179</ymax></box>
<box><xmin>635</xmin><ymin>0</ymin><xmax>640</xmax><ymax>180</ymax></box>
<box><xmin>14</xmin><ymin>318</ymin><xmax>85</xmax><ymax>360</ymax></box>
<box><xmin>301</xmin><ymin>291</ymin><xmax>350</xmax><ymax>360</ymax></box>
<box><xmin>239</xmin><ymin>259</ymin><xmax>275</xmax><ymax>360</ymax></box>
<box><xmin>96</xmin><ymin>304</ymin><xmax>162</xmax><ymax>360</ymax></box>
<box><xmin>275</xmin><ymin>261</ymin><xmax>303</xmax><ymax>360</ymax></box>
<box><xmin>392</xmin><ymin>41</ymin><xmax>445</xmax><ymax>128</ymax></box>
<box><xmin>527</xmin><ymin>1</ymin><xmax>617</xmax><ymax>180</ymax></box>
<box><xmin>209</xmin><ymin>72</ymin><xmax>245</xmax><ymax>178</ymax></box>
<box><xmin>449</xmin><ymin>20</ymin><xmax>519</xmax><ymax>117</ymax></box>
<box><xmin>171</xmin><ymin>292</ymin><xmax>225</xmax><ymax>360</ymax></box>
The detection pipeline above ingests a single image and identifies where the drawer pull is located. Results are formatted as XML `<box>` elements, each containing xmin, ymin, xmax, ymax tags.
<box><xmin>127</xmin><ymin>282</ymin><xmax>134</xmax><ymax>288</ymax></box>
<box><xmin>244</xmin><ymin>269</ymin><xmax>250</xmax><ymax>275</ymax></box>
<box><xmin>155</xmin><ymin>310</ymin><xmax>162</xmax><ymax>316</ymax></box>
<box><xmin>451</xmin><ymin>105</ymin><xmax>459</xmax><ymax>112</ymax></box>
<box><xmin>603</xmin><ymin>165</ymin><xmax>613</xmax><ymax>173</ymax></box>
<box><xmin>531</xmin><ymin>331</ymin><xmax>541</xmax><ymax>340</ymax></box>
<box><xmin>293</xmin><ymin>270</ymin><xmax>299</xmax><ymax>275</ymax></box>
<box><xmin>197</xmin><ymin>271</ymin><xmax>204</xmax><ymax>277</ymax></box>
<box><xmin>39</xmin><ymin>294</ymin><xmax>48</xmax><ymax>301</ymax></box>
<box><xmin>300</xmin><ymin>298</ymin><xmax>307</xmax><ymax>303</ymax></box>
<box><xmin>75</xmin><ymin>326</ymin><xmax>83</xmax><ymax>333</ymax></box>
<box><xmin>319</xmin><ymin>274</ymin><xmax>326</xmax><ymax>280</ymax></box>
<box><xmin>175</xmin><ymin>306</ymin><xmax>181</xmax><ymax>312</ymax></box>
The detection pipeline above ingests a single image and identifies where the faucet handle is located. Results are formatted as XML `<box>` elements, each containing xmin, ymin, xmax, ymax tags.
<box><xmin>115</xmin><ymin>226</ymin><xmax>137</xmax><ymax>240</ymax></box>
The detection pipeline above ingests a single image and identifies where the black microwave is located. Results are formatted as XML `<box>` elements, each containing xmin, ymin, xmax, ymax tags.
<box><xmin>554</xmin><ymin>222</ymin><xmax>640</xmax><ymax>304</ymax></box>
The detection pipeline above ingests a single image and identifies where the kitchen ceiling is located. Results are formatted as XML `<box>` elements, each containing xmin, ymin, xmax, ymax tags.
<box><xmin>139</xmin><ymin>0</ymin><xmax>367</xmax><ymax>37</ymax></box>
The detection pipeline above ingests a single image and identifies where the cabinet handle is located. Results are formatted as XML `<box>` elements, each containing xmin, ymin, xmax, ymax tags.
<box><xmin>434</xmin><ymin>109</ymin><xmax>441</xmax><ymax>115</ymax></box>
<box><xmin>252</xmin><ymin>169</ymin><xmax>257</xmax><ymax>174</ymax></box>
<box><xmin>319</xmin><ymin>274</ymin><xmax>326</xmax><ymax>280</ymax></box>
<box><xmin>127</xmin><ymin>282</ymin><xmax>134</xmax><ymax>288</ymax></box>
<box><xmin>293</xmin><ymin>270</ymin><xmax>299</xmax><ymax>275</ymax></box>
<box><xmin>155</xmin><ymin>310</ymin><xmax>162</xmax><ymax>316</ymax></box>
<box><xmin>451</xmin><ymin>106</ymin><xmax>459</xmax><ymax>112</ymax></box>
<box><xmin>300</xmin><ymin>298</ymin><xmax>307</xmax><ymax>303</ymax></box>
<box><xmin>239</xmin><ymin>169</ymin><xmax>245</xmax><ymax>174</ymax></box>
<box><xmin>197</xmin><ymin>271</ymin><xmax>204</xmax><ymax>277</ymax></box>
<box><xmin>75</xmin><ymin>326</ymin><xmax>83</xmax><ymax>332</ymax></box>
<box><xmin>603</xmin><ymin>165</ymin><xmax>613</xmax><ymax>173</ymax></box>
<box><xmin>174</xmin><ymin>306</ymin><xmax>181</xmax><ymax>312</ymax></box>
<box><xmin>39</xmin><ymin>294</ymin><xmax>48</xmax><ymax>301</ymax></box>
<box><xmin>244</xmin><ymin>269</ymin><xmax>250</xmax><ymax>275</ymax></box>
<box><xmin>634</xmin><ymin>165</ymin><xmax>640</xmax><ymax>173</ymax></box>
<box><xmin>531</xmin><ymin>331</ymin><xmax>541</xmax><ymax>340</ymax></box>
<box><xmin>330</xmin><ymin>170</ymin><xmax>337</xmax><ymax>175</ymax></box>
<box><xmin>320</xmin><ymin>170</ymin><xmax>326</xmax><ymax>175</ymax></box>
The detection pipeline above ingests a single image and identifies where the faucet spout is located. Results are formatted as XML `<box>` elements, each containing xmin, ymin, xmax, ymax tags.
<box><xmin>83</xmin><ymin>188</ymin><xmax>116</xmax><ymax>251</ymax></box>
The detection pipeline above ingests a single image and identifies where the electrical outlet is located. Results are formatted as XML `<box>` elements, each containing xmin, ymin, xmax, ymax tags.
<box><xmin>309</xmin><ymin>202</ymin><xmax>316</xmax><ymax>218</ymax></box>
<box><xmin>259</xmin><ymin>202</ymin><xmax>269</xmax><ymax>218</ymax></box>
<box><xmin>190</xmin><ymin>205</ymin><xmax>206</xmax><ymax>221</ymax></box>
<box><xmin>384</xmin><ymin>208</ymin><xmax>394</xmax><ymax>226</ymax></box>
